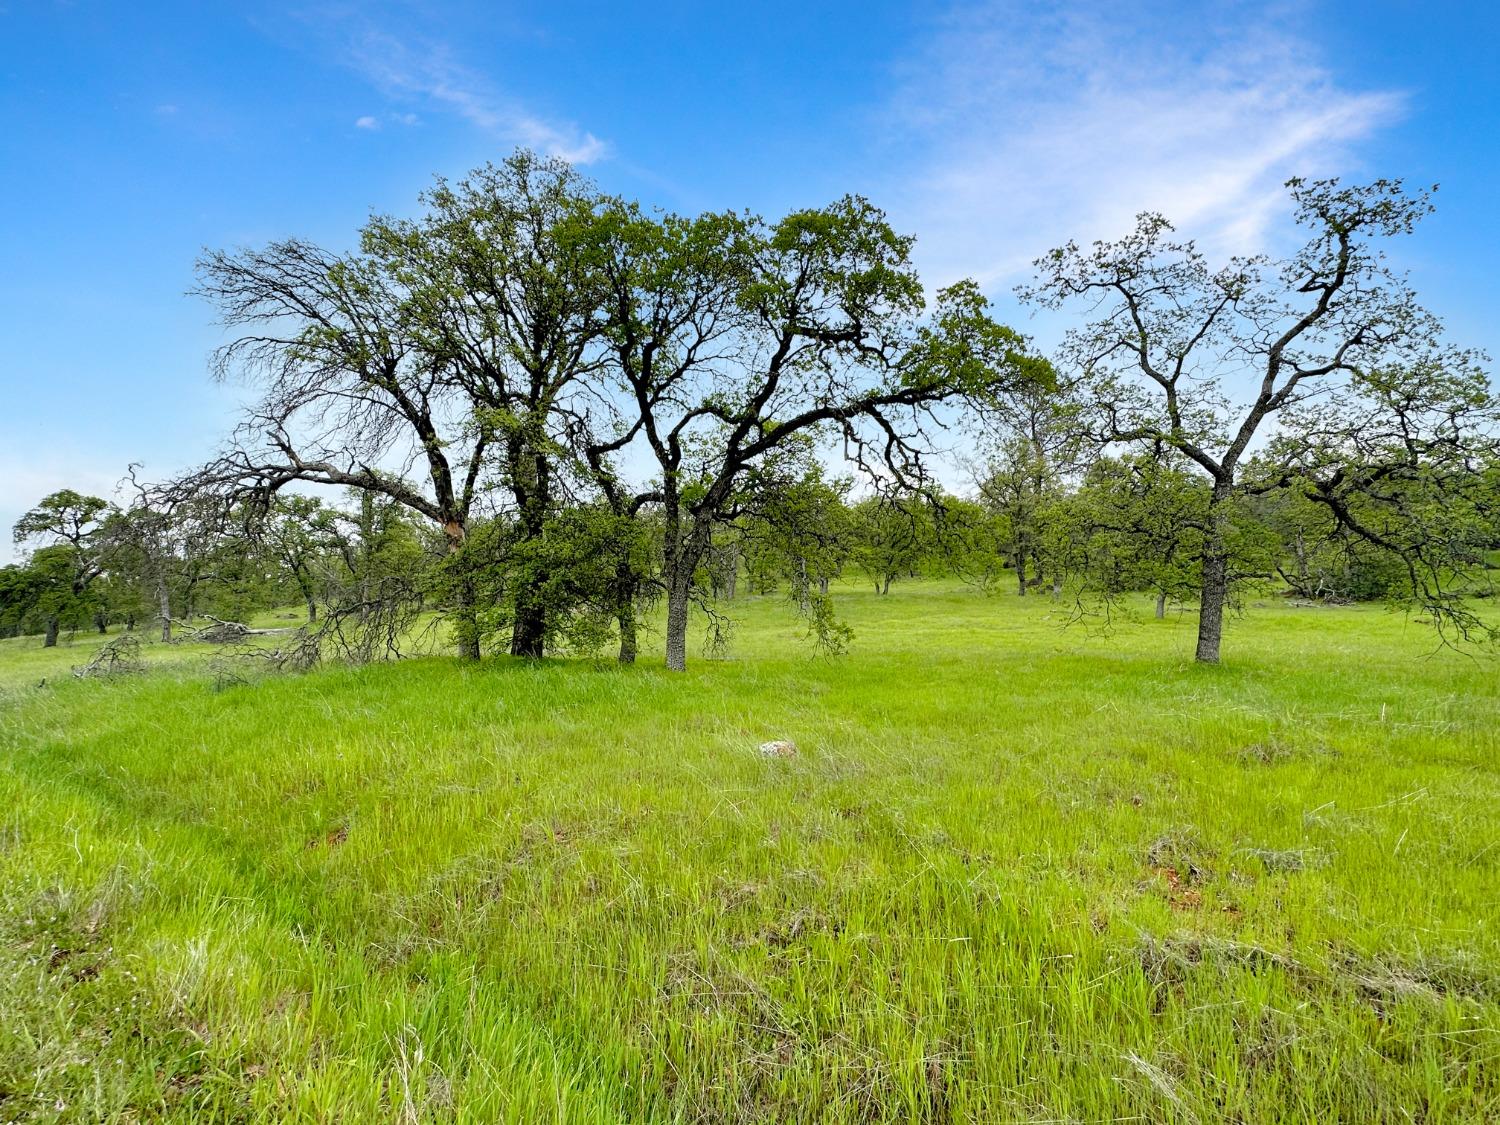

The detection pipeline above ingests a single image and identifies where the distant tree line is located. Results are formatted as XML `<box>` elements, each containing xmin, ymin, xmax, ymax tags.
<box><xmin>3</xmin><ymin>159</ymin><xmax>1495</xmax><ymax>664</ymax></box>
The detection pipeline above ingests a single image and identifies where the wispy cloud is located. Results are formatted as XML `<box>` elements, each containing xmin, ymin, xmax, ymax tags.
<box><xmin>341</xmin><ymin>26</ymin><xmax>607</xmax><ymax>164</ymax></box>
<box><xmin>880</xmin><ymin>1</ymin><xmax>1402</xmax><ymax>290</ymax></box>
<box><xmin>354</xmin><ymin>114</ymin><xmax>380</xmax><ymax>130</ymax></box>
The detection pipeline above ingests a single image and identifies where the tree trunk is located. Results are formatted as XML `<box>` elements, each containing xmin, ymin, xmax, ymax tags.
<box><xmin>1155</xmin><ymin>592</ymin><xmax>1167</xmax><ymax>619</ymax></box>
<box><xmin>43</xmin><ymin>616</ymin><xmax>59</xmax><ymax>648</ymax></box>
<box><xmin>1015</xmin><ymin>553</ymin><xmax>1028</xmax><ymax>597</ymax></box>
<box><xmin>607</xmin><ymin>556</ymin><xmax>639</xmax><ymax>665</ymax></box>
<box><xmin>158</xmin><ymin>579</ymin><xmax>172</xmax><ymax>643</ymax></box>
<box><xmin>616</xmin><ymin>601</ymin><xmax>638</xmax><ymax>665</ymax></box>
<box><xmin>444</xmin><ymin>524</ymin><xmax>481</xmax><ymax>661</ymax></box>
<box><xmin>306</xmin><ymin>597</ymin><xmax>317</xmax><ymax>623</ymax></box>
<box><xmin>665</xmin><ymin>576</ymin><xmax>691</xmax><ymax>672</ymax></box>
<box><xmin>95</xmin><ymin>613</ymin><xmax>108</xmax><ymax>634</ymax></box>
<box><xmin>819</xmin><ymin>575</ymin><xmax>830</xmax><ymax>595</ymax></box>
<box><xmin>453</xmin><ymin>580</ymin><xmax>482</xmax><ymax>660</ymax></box>
<box><xmin>662</xmin><ymin>503</ymin><xmax>712</xmax><ymax>672</ymax></box>
<box><xmin>1051</xmin><ymin>575</ymin><xmax>1062</xmax><ymax>600</ymax></box>
<box><xmin>1195</xmin><ymin>489</ymin><xmax>1231</xmax><ymax>663</ymax></box>
<box><xmin>510</xmin><ymin>600</ymin><xmax>546</xmax><ymax>658</ymax></box>
<box><xmin>881</xmin><ymin>575</ymin><xmax>892</xmax><ymax>595</ymax></box>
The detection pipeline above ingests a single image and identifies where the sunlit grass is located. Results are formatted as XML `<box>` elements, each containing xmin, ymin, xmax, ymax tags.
<box><xmin>1</xmin><ymin>582</ymin><xmax>1496</xmax><ymax>1121</ymax></box>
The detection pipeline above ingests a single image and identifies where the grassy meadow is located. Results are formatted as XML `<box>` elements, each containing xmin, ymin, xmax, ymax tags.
<box><xmin>0</xmin><ymin>581</ymin><xmax>1496</xmax><ymax>1122</ymax></box>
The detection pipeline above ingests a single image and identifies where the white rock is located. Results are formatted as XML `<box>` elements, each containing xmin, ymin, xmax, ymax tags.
<box><xmin>758</xmin><ymin>740</ymin><xmax>797</xmax><ymax>758</ymax></box>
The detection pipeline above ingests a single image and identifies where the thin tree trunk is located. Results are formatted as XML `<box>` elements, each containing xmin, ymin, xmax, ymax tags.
<box><xmin>881</xmin><ymin>575</ymin><xmax>891</xmax><ymax>595</ymax></box>
<box><xmin>617</xmin><ymin>602</ymin><xmax>638</xmax><ymax>665</ymax></box>
<box><xmin>306</xmin><ymin>597</ymin><xmax>317</xmax><ymax>623</ymax></box>
<box><xmin>43</xmin><ymin>616</ymin><xmax>59</xmax><ymax>648</ymax></box>
<box><xmin>95</xmin><ymin>613</ymin><xmax>108</xmax><ymax>635</ymax></box>
<box><xmin>665</xmin><ymin>576</ymin><xmax>691</xmax><ymax>672</ymax></box>
<box><xmin>1195</xmin><ymin>489</ymin><xmax>1231</xmax><ymax>663</ymax></box>
<box><xmin>158</xmin><ymin>579</ymin><xmax>172</xmax><ymax>643</ymax></box>
<box><xmin>1155</xmin><ymin>592</ymin><xmax>1167</xmax><ymax>619</ymax></box>
<box><xmin>819</xmin><ymin>575</ymin><xmax>829</xmax><ymax>595</ymax></box>
<box><xmin>1016</xmin><ymin>553</ymin><xmax>1028</xmax><ymax>597</ymax></box>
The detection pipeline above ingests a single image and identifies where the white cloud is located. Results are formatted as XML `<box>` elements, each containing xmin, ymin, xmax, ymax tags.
<box><xmin>354</xmin><ymin>114</ymin><xmax>380</xmax><ymax>130</ymax></box>
<box><xmin>343</xmin><ymin>28</ymin><xmax>607</xmax><ymax>164</ymax></box>
<box><xmin>879</xmin><ymin>1</ymin><xmax>1403</xmax><ymax>291</ymax></box>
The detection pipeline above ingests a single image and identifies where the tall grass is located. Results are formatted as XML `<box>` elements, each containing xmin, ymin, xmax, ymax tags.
<box><xmin>1</xmin><ymin>583</ymin><xmax>1496</xmax><ymax>1121</ymax></box>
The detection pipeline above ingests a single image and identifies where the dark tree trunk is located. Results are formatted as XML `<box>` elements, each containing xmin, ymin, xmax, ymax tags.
<box><xmin>819</xmin><ymin>575</ymin><xmax>829</xmax><ymax>595</ymax></box>
<box><xmin>453</xmin><ymin>581</ymin><xmax>482</xmax><ymax>660</ymax></box>
<box><xmin>881</xmin><ymin>575</ymin><xmax>892</xmax><ymax>595</ymax></box>
<box><xmin>662</xmin><ymin>503</ymin><xmax>712</xmax><ymax>672</ymax></box>
<box><xmin>617</xmin><ymin>602</ymin><xmax>638</xmax><ymax>665</ymax></box>
<box><xmin>1015</xmin><ymin>553</ymin><xmax>1028</xmax><ymax>597</ymax></box>
<box><xmin>1195</xmin><ymin>488</ymin><xmax>1231</xmax><ymax>663</ymax></box>
<box><xmin>510</xmin><ymin>601</ymin><xmax>547</xmax><ymax>658</ymax></box>
<box><xmin>306</xmin><ymin>597</ymin><xmax>317</xmax><ymax>623</ymax></box>
<box><xmin>612</xmin><ymin>558</ymin><xmax>639</xmax><ymax>665</ymax></box>
<box><xmin>43</xmin><ymin>616</ymin><xmax>59</xmax><ymax>648</ymax></box>
<box><xmin>508</xmin><ymin>447</ymin><xmax>552</xmax><ymax>660</ymax></box>
<box><xmin>95</xmin><ymin>613</ymin><xmax>108</xmax><ymax>635</ymax></box>
<box><xmin>1292</xmin><ymin>531</ymin><xmax>1310</xmax><ymax>594</ymax></box>
<box><xmin>158</xmin><ymin>581</ymin><xmax>172</xmax><ymax>643</ymax></box>
<box><xmin>1155</xmin><ymin>592</ymin><xmax>1167</xmax><ymax>619</ymax></box>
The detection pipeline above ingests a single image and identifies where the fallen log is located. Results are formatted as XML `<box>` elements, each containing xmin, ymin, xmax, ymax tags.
<box><xmin>168</xmin><ymin>615</ymin><xmax>300</xmax><ymax>644</ymax></box>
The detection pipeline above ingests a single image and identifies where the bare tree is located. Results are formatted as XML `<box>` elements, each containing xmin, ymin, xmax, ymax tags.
<box><xmin>189</xmin><ymin>232</ymin><xmax>490</xmax><ymax>658</ymax></box>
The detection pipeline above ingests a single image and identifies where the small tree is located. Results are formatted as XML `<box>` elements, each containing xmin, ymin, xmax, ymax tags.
<box><xmin>849</xmin><ymin>495</ymin><xmax>936</xmax><ymax>595</ymax></box>
<box><xmin>12</xmin><ymin>490</ymin><xmax>113</xmax><ymax>646</ymax></box>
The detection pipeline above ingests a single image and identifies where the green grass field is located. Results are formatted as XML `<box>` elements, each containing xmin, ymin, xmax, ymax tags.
<box><xmin>1</xmin><ymin>583</ymin><xmax>1496</xmax><ymax>1122</ymax></box>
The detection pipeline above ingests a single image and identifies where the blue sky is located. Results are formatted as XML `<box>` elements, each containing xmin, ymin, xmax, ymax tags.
<box><xmin>1</xmin><ymin>0</ymin><xmax>1497</xmax><ymax>557</ymax></box>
